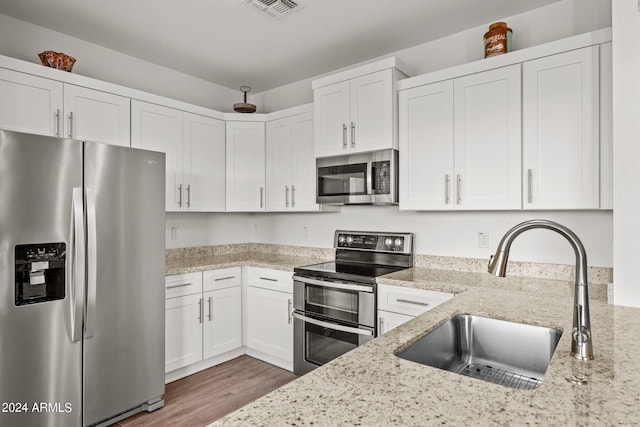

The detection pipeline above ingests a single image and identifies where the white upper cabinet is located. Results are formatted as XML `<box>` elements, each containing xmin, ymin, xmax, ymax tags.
<box><xmin>132</xmin><ymin>100</ymin><xmax>225</xmax><ymax>212</ymax></box>
<box><xmin>63</xmin><ymin>84</ymin><xmax>130</xmax><ymax>147</ymax></box>
<box><xmin>313</xmin><ymin>59</ymin><xmax>406</xmax><ymax>158</ymax></box>
<box><xmin>131</xmin><ymin>100</ymin><xmax>184</xmax><ymax>211</ymax></box>
<box><xmin>313</xmin><ymin>80</ymin><xmax>351</xmax><ymax>157</ymax></box>
<box><xmin>0</xmin><ymin>69</ymin><xmax>130</xmax><ymax>146</ymax></box>
<box><xmin>226</xmin><ymin>121</ymin><xmax>266</xmax><ymax>212</ymax></box>
<box><xmin>399</xmin><ymin>80</ymin><xmax>454</xmax><ymax>210</ymax></box>
<box><xmin>183</xmin><ymin>113</ymin><xmax>226</xmax><ymax>212</ymax></box>
<box><xmin>399</xmin><ymin>64</ymin><xmax>521</xmax><ymax>210</ymax></box>
<box><xmin>454</xmin><ymin>64</ymin><xmax>522</xmax><ymax>210</ymax></box>
<box><xmin>523</xmin><ymin>46</ymin><xmax>600</xmax><ymax>209</ymax></box>
<box><xmin>266</xmin><ymin>108</ymin><xmax>319</xmax><ymax>211</ymax></box>
<box><xmin>349</xmin><ymin>70</ymin><xmax>394</xmax><ymax>153</ymax></box>
<box><xmin>0</xmin><ymin>68</ymin><xmax>63</xmax><ymax>137</ymax></box>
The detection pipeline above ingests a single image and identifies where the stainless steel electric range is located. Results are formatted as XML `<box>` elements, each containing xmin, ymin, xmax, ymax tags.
<box><xmin>292</xmin><ymin>230</ymin><xmax>414</xmax><ymax>375</ymax></box>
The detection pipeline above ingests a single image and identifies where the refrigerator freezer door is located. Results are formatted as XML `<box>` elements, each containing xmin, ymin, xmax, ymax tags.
<box><xmin>0</xmin><ymin>130</ymin><xmax>83</xmax><ymax>427</ymax></box>
<box><xmin>82</xmin><ymin>142</ymin><xmax>165</xmax><ymax>426</ymax></box>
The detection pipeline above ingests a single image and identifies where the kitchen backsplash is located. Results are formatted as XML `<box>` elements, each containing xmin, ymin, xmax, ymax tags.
<box><xmin>166</xmin><ymin>243</ymin><xmax>612</xmax><ymax>286</ymax></box>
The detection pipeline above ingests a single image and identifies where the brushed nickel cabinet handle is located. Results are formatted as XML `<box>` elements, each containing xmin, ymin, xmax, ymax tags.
<box><xmin>208</xmin><ymin>296</ymin><xmax>213</xmax><ymax>322</ymax></box>
<box><xmin>527</xmin><ymin>169</ymin><xmax>533</xmax><ymax>203</ymax></box>
<box><xmin>351</xmin><ymin>121</ymin><xmax>356</xmax><ymax>148</ymax></box>
<box><xmin>55</xmin><ymin>109</ymin><xmax>61</xmax><ymax>137</ymax></box>
<box><xmin>166</xmin><ymin>282</ymin><xmax>192</xmax><ymax>290</ymax></box>
<box><xmin>68</xmin><ymin>111</ymin><xmax>73</xmax><ymax>138</ymax></box>
<box><xmin>186</xmin><ymin>184</ymin><xmax>191</xmax><ymax>208</ymax></box>
<box><xmin>285</xmin><ymin>185</ymin><xmax>289</xmax><ymax>208</ymax></box>
<box><xmin>287</xmin><ymin>299</ymin><xmax>292</xmax><ymax>324</ymax></box>
<box><xmin>260</xmin><ymin>186</ymin><xmax>264</xmax><ymax>208</ymax></box>
<box><xmin>178</xmin><ymin>184</ymin><xmax>183</xmax><ymax>207</ymax></box>
<box><xmin>445</xmin><ymin>174</ymin><xmax>450</xmax><ymax>204</ymax></box>
<box><xmin>291</xmin><ymin>185</ymin><xmax>296</xmax><ymax>208</ymax></box>
<box><xmin>396</xmin><ymin>299</ymin><xmax>430</xmax><ymax>307</ymax></box>
<box><xmin>342</xmin><ymin>123</ymin><xmax>347</xmax><ymax>149</ymax></box>
<box><xmin>456</xmin><ymin>174</ymin><xmax>462</xmax><ymax>205</ymax></box>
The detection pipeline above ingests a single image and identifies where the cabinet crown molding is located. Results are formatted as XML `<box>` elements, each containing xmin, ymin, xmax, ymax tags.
<box><xmin>398</xmin><ymin>28</ymin><xmax>611</xmax><ymax>92</ymax></box>
<box><xmin>312</xmin><ymin>56</ymin><xmax>411</xmax><ymax>90</ymax></box>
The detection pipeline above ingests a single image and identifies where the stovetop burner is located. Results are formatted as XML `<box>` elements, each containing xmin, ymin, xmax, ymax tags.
<box><xmin>294</xmin><ymin>261</ymin><xmax>406</xmax><ymax>283</ymax></box>
<box><xmin>294</xmin><ymin>230</ymin><xmax>414</xmax><ymax>284</ymax></box>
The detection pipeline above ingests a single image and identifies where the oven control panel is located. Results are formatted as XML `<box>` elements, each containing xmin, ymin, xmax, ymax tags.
<box><xmin>335</xmin><ymin>231</ymin><xmax>412</xmax><ymax>253</ymax></box>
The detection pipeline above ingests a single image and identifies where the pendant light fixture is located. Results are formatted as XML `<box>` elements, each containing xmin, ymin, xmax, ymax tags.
<box><xmin>233</xmin><ymin>86</ymin><xmax>257</xmax><ymax>113</ymax></box>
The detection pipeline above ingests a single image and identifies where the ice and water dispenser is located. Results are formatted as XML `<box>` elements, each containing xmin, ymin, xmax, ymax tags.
<box><xmin>14</xmin><ymin>243</ymin><xmax>66</xmax><ymax>305</ymax></box>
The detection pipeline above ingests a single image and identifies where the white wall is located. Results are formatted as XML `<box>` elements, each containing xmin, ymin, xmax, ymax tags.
<box><xmin>254</xmin><ymin>0</ymin><xmax>612</xmax><ymax>112</ymax></box>
<box><xmin>251</xmin><ymin>208</ymin><xmax>612</xmax><ymax>267</ymax></box>
<box><xmin>0</xmin><ymin>13</ymin><xmax>239</xmax><ymax>112</ymax></box>
<box><xmin>612</xmin><ymin>0</ymin><xmax>640</xmax><ymax>306</ymax></box>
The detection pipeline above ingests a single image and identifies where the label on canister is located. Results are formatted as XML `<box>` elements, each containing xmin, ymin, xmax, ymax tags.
<box><xmin>484</xmin><ymin>25</ymin><xmax>512</xmax><ymax>58</ymax></box>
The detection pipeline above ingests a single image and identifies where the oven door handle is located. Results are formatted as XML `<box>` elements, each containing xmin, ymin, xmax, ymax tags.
<box><xmin>293</xmin><ymin>312</ymin><xmax>374</xmax><ymax>336</ymax></box>
<box><xmin>293</xmin><ymin>275</ymin><xmax>373</xmax><ymax>293</ymax></box>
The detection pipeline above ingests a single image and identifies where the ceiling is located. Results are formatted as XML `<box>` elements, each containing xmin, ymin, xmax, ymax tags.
<box><xmin>0</xmin><ymin>0</ymin><xmax>561</xmax><ymax>92</ymax></box>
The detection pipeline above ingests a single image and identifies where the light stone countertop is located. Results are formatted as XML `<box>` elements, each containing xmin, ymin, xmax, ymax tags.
<box><xmin>166</xmin><ymin>249</ymin><xmax>634</xmax><ymax>425</ymax></box>
<box><xmin>165</xmin><ymin>251</ymin><xmax>327</xmax><ymax>276</ymax></box>
<box><xmin>212</xmin><ymin>286</ymin><xmax>639</xmax><ymax>426</ymax></box>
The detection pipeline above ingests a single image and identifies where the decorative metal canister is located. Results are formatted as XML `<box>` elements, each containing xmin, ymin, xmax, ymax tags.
<box><xmin>484</xmin><ymin>22</ymin><xmax>512</xmax><ymax>58</ymax></box>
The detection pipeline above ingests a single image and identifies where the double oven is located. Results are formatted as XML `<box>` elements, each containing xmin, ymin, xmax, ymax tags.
<box><xmin>293</xmin><ymin>231</ymin><xmax>413</xmax><ymax>375</ymax></box>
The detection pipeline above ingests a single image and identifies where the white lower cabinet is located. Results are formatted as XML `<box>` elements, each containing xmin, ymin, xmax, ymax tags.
<box><xmin>245</xmin><ymin>267</ymin><xmax>294</xmax><ymax>371</ymax></box>
<box><xmin>164</xmin><ymin>272</ymin><xmax>204</xmax><ymax>373</ymax></box>
<box><xmin>202</xmin><ymin>269</ymin><xmax>242</xmax><ymax>359</ymax></box>
<box><xmin>377</xmin><ymin>284</ymin><xmax>453</xmax><ymax>335</ymax></box>
<box><xmin>378</xmin><ymin>311</ymin><xmax>414</xmax><ymax>335</ymax></box>
<box><xmin>164</xmin><ymin>268</ymin><xmax>242</xmax><ymax>381</ymax></box>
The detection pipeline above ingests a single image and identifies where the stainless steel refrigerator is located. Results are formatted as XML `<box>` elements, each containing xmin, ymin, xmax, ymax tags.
<box><xmin>0</xmin><ymin>129</ymin><xmax>166</xmax><ymax>426</ymax></box>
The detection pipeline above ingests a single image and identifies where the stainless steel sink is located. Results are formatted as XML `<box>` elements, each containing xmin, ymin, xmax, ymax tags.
<box><xmin>395</xmin><ymin>314</ymin><xmax>563</xmax><ymax>390</ymax></box>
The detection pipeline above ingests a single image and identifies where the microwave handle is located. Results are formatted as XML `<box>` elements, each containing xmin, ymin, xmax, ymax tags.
<box><xmin>292</xmin><ymin>312</ymin><xmax>373</xmax><ymax>336</ymax></box>
<box><xmin>367</xmin><ymin>160</ymin><xmax>374</xmax><ymax>197</ymax></box>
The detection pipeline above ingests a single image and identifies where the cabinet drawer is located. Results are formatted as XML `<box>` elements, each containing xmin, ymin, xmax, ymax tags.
<box><xmin>165</xmin><ymin>272</ymin><xmax>203</xmax><ymax>299</ymax></box>
<box><xmin>246</xmin><ymin>267</ymin><xmax>293</xmax><ymax>293</ymax></box>
<box><xmin>203</xmin><ymin>267</ymin><xmax>241</xmax><ymax>292</ymax></box>
<box><xmin>378</xmin><ymin>284</ymin><xmax>453</xmax><ymax>316</ymax></box>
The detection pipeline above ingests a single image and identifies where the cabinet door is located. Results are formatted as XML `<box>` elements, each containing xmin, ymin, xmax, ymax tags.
<box><xmin>523</xmin><ymin>46</ymin><xmax>599</xmax><ymax>209</ymax></box>
<box><xmin>377</xmin><ymin>310</ymin><xmax>414</xmax><ymax>335</ymax></box>
<box><xmin>314</xmin><ymin>80</ymin><xmax>350</xmax><ymax>157</ymax></box>
<box><xmin>63</xmin><ymin>84</ymin><xmax>130</xmax><ymax>147</ymax></box>
<box><xmin>184</xmin><ymin>113</ymin><xmax>226</xmax><ymax>212</ymax></box>
<box><xmin>454</xmin><ymin>64</ymin><xmax>522</xmax><ymax>210</ymax></box>
<box><xmin>225</xmin><ymin>121</ymin><xmax>265</xmax><ymax>211</ymax></box>
<box><xmin>203</xmin><ymin>287</ymin><xmax>242</xmax><ymax>359</ymax></box>
<box><xmin>245</xmin><ymin>286</ymin><xmax>293</xmax><ymax>366</ymax></box>
<box><xmin>399</xmin><ymin>81</ymin><xmax>454</xmax><ymax>210</ymax></box>
<box><xmin>165</xmin><ymin>293</ymin><xmax>203</xmax><ymax>373</ymax></box>
<box><xmin>350</xmin><ymin>69</ymin><xmax>394</xmax><ymax>153</ymax></box>
<box><xmin>0</xmin><ymin>68</ymin><xmax>63</xmax><ymax>136</ymax></box>
<box><xmin>266</xmin><ymin>116</ymin><xmax>293</xmax><ymax>211</ymax></box>
<box><xmin>290</xmin><ymin>111</ymin><xmax>319</xmax><ymax>211</ymax></box>
<box><xmin>131</xmin><ymin>100</ymin><xmax>184</xmax><ymax>211</ymax></box>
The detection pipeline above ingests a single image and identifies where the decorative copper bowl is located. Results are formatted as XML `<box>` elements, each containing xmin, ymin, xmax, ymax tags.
<box><xmin>38</xmin><ymin>51</ymin><xmax>76</xmax><ymax>72</ymax></box>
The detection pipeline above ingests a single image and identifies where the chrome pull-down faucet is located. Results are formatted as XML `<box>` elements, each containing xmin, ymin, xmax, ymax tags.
<box><xmin>487</xmin><ymin>219</ymin><xmax>594</xmax><ymax>361</ymax></box>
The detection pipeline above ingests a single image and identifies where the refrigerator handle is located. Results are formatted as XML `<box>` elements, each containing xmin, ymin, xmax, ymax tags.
<box><xmin>70</xmin><ymin>187</ymin><xmax>85</xmax><ymax>342</ymax></box>
<box><xmin>85</xmin><ymin>187</ymin><xmax>98</xmax><ymax>338</ymax></box>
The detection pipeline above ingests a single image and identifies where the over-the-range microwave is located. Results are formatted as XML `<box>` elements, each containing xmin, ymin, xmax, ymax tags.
<box><xmin>316</xmin><ymin>149</ymin><xmax>398</xmax><ymax>205</ymax></box>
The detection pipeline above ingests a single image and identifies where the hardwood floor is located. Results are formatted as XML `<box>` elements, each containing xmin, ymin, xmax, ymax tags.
<box><xmin>116</xmin><ymin>356</ymin><xmax>297</xmax><ymax>427</ymax></box>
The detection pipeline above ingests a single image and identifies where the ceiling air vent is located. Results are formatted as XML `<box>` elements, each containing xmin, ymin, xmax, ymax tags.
<box><xmin>244</xmin><ymin>0</ymin><xmax>301</xmax><ymax>20</ymax></box>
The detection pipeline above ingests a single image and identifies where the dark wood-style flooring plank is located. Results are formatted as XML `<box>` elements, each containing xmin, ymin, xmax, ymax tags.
<box><xmin>117</xmin><ymin>356</ymin><xmax>297</xmax><ymax>427</ymax></box>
